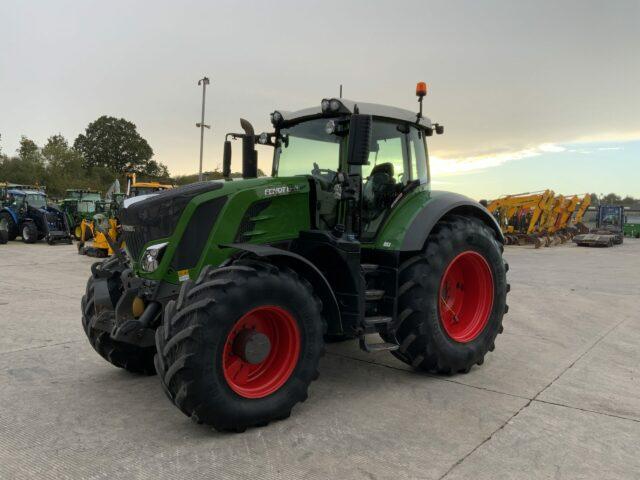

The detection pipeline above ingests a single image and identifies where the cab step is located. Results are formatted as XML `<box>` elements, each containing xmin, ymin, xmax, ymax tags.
<box><xmin>363</xmin><ymin>315</ymin><xmax>392</xmax><ymax>327</ymax></box>
<box><xmin>361</xmin><ymin>263</ymin><xmax>380</xmax><ymax>274</ymax></box>
<box><xmin>359</xmin><ymin>335</ymin><xmax>399</xmax><ymax>353</ymax></box>
<box><xmin>365</xmin><ymin>289</ymin><xmax>385</xmax><ymax>301</ymax></box>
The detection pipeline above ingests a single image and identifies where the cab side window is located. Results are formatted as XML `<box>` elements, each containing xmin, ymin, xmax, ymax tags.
<box><xmin>361</xmin><ymin>121</ymin><xmax>409</xmax><ymax>237</ymax></box>
<box><xmin>408</xmin><ymin>127</ymin><xmax>428</xmax><ymax>184</ymax></box>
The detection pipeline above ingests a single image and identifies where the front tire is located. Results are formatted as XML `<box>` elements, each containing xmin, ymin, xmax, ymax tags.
<box><xmin>155</xmin><ymin>260</ymin><xmax>326</xmax><ymax>431</ymax></box>
<box><xmin>22</xmin><ymin>223</ymin><xmax>38</xmax><ymax>243</ymax></box>
<box><xmin>392</xmin><ymin>215</ymin><xmax>509</xmax><ymax>374</ymax></box>
<box><xmin>81</xmin><ymin>272</ymin><xmax>156</xmax><ymax>375</ymax></box>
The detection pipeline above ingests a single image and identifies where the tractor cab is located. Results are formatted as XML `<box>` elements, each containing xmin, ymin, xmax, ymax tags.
<box><xmin>597</xmin><ymin>205</ymin><xmax>625</xmax><ymax>232</ymax></box>
<box><xmin>7</xmin><ymin>190</ymin><xmax>48</xmax><ymax>210</ymax></box>
<box><xmin>224</xmin><ymin>84</ymin><xmax>442</xmax><ymax>246</ymax></box>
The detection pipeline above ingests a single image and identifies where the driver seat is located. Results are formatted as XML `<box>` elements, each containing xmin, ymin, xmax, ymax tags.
<box><xmin>363</xmin><ymin>162</ymin><xmax>398</xmax><ymax>222</ymax></box>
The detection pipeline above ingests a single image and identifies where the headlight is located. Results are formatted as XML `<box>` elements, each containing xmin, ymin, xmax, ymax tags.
<box><xmin>140</xmin><ymin>242</ymin><xmax>168</xmax><ymax>272</ymax></box>
<box><xmin>258</xmin><ymin>132</ymin><xmax>269</xmax><ymax>144</ymax></box>
<box><xmin>325</xmin><ymin>120</ymin><xmax>336</xmax><ymax>134</ymax></box>
<box><xmin>329</xmin><ymin>99</ymin><xmax>341</xmax><ymax>112</ymax></box>
<box><xmin>270</xmin><ymin>111</ymin><xmax>283</xmax><ymax>126</ymax></box>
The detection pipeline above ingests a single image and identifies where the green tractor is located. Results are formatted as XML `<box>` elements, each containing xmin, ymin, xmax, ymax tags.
<box><xmin>60</xmin><ymin>189</ymin><xmax>103</xmax><ymax>240</ymax></box>
<box><xmin>82</xmin><ymin>85</ymin><xmax>509</xmax><ymax>431</ymax></box>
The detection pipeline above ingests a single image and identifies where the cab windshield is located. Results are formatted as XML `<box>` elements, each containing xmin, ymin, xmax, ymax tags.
<box><xmin>273</xmin><ymin>118</ymin><xmax>343</xmax><ymax>180</ymax></box>
<box><xmin>131</xmin><ymin>186</ymin><xmax>161</xmax><ymax>197</ymax></box>
<box><xmin>78</xmin><ymin>200</ymin><xmax>97</xmax><ymax>214</ymax></box>
<box><xmin>26</xmin><ymin>194</ymin><xmax>47</xmax><ymax>208</ymax></box>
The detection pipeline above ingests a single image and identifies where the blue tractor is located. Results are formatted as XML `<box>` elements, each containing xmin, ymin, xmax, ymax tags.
<box><xmin>0</xmin><ymin>189</ymin><xmax>72</xmax><ymax>244</ymax></box>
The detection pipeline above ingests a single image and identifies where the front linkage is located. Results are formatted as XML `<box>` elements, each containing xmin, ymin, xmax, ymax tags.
<box><xmin>82</xmin><ymin>253</ymin><xmax>169</xmax><ymax>375</ymax></box>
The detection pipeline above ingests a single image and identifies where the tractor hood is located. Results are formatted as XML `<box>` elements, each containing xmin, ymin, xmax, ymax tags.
<box><xmin>119</xmin><ymin>181</ymin><xmax>225</xmax><ymax>259</ymax></box>
<box><xmin>119</xmin><ymin>177</ymin><xmax>308</xmax><ymax>266</ymax></box>
<box><xmin>120</xmin><ymin>181</ymin><xmax>224</xmax><ymax>226</ymax></box>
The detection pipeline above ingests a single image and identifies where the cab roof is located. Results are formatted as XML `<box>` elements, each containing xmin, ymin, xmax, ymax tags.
<box><xmin>8</xmin><ymin>189</ymin><xmax>45</xmax><ymax>196</ymax></box>
<box><xmin>276</xmin><ymin>98</ymin><xmax>432</xmax><ymax>130</ymax></box>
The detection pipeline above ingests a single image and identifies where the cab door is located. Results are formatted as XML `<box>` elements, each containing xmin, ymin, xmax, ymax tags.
<box><xmin>360</xmin><ymin>120</ymin><xmax>429</xmax><ymax>241</ymax></box>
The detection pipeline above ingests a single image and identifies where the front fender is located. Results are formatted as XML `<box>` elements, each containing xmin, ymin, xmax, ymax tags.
<box><xmin>223</xmin><ymin>243</ymin><xmax>342</xmax><ymax>334</ymax></box>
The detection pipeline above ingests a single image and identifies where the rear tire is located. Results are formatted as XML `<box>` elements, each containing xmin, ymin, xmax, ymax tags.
<box><xmin>0</xmin><ymin>212</ymin><xmax>18</xmax><ymax>241</ymax></box>
<box><xmin>22</xmin><ymin>223</ymin><xmax>38</xmax><ymax>243</ymax></box>
<box><xmin>155</xmin><ymin>260</ymin><xmax>326</xmax><ymax>431</ymax></box>
<box><xmin>81</xmin><ymin>273</ymin><xmax>156</xmax><ymax>375</ymax></box>
<box><xmin>0</xmin><ymin>228</ymin><xmax>7</xmax><ymax>244</ymax></box>
<box><xmin>392</xmin><ymin>215</ymin><xmax>509</xmax><ymax>374</ymax></box>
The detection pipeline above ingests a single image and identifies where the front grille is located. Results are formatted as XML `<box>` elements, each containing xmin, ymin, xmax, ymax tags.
<box><xmin>45</xmin><ymin>211</ymin><xmax>63</xmax><ymax>230</ymax></box>
<box><xmin>122</xmin><ymin>229</ymin><xmax>149</xmax><ymax>261</ymax></box>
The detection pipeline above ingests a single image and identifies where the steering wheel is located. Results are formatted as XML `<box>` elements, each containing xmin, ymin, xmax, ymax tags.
<box><xmin>311</xmin><ymin>162</ymin><xmax>337</xmax><ymax>189</ymax></box>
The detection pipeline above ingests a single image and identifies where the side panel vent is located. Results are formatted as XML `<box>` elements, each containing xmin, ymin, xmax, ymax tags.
<box><xmin>234</xmin><ymin>199</ymin><xmax>272</xmax><ymax>242</ymax></box>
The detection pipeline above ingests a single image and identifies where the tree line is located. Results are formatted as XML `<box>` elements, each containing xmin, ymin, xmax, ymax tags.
<box><xmin>590</xmin><ymin>193</ymin><xmax>640</xmax><ymax>207</ymax></box>
<box><xmin>0</xmin><ymin>116</ymin><xmax>170</xmax><ymax>199</ymax></box>
<box><xmin>1</xmin><ymin>119</ymin><xmax>636</xmax><ymax>206</ymax></box>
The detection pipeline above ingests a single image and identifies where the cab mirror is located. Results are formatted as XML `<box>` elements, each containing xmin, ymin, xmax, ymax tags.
<box><xmin>223</xmin><ymin>140</ymin><xmax>232</xmax><ymax>178</ymax></box>
<box><xmin>347</xmin><ymin>114</ymin><xmax>372</xmax><ymax>165</ymax></box>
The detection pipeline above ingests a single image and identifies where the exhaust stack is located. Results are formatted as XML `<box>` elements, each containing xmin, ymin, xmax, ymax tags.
<box><xmin>240</xmin><ymin>119</ymin><xmax>257</xmax><ymax>179</ymax></box>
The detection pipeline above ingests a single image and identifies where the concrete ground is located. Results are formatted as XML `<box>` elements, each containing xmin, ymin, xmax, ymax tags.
<box><xmin>0</xmin><ymin>239</ymin><xmax>638</xmax><ymax>480</ymax></box>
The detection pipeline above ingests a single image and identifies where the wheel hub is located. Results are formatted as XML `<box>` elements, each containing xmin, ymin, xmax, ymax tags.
<box><xmin>439</xmin><ymin>250</ymin><xmax>494</xmax><ymax>343</ymax></box>
<box><xmin>232</xmin><ymin>330</ymin><xmax>271</xmax><ymax>364</ymax></box>
<box><xmin>222</xmin><ymin>305</ymin><xmax>300</xmax><ymax>399</ymax></box>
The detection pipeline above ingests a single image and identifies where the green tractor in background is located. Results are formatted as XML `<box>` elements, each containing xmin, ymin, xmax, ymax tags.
<box><xmin>60</xmin><ymin>189</ymin><xmax>103</xmax><ymax>240</ymax></box>
<box><xmin>82</xmin><ymin>84</ymin><xmax>509</xmax><ymax>431</ymax></box>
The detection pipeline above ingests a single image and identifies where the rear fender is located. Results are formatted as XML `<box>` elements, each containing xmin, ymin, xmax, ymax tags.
<box><xmin>401</xmin><ymin>191</ymin><xmax>504</xmax><ymax>251</ymax></box>
<box><xmin>222</xmin><ymin>243</ymin><xmax>342</xmax><ymax>334</ymax></box>
<box><xmin>1</xmin><ymin>207</ymin><xmax>18</xmax><ymax>225</ymax></box>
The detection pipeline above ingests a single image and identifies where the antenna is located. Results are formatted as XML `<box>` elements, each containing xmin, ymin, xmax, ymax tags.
<box><xmin>339</xmin><ymin>84</ymin><xmax>343</xmax><ymax>98</ymax></box>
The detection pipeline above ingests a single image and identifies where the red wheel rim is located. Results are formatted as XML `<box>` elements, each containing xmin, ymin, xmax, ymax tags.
<box><xmin>438</xmin><ymin>251</ymin><xmax>494</xmax><ymax>343</ymax></box>
<box><xmin>222</xmin><ymin>306</ymin><xmax>300</xmax><ymax>399</ymax></box>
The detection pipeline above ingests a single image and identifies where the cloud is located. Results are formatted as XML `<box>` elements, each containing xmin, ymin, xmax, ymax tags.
<box><xmin>538</xmin><ymin>143</ymin><xmax>567</xmax><ymax>153</ymax></box>
<box><xmin>431</xmin><ymin>143</ymin><xmax>562</xmax><ymax>176</ymax></box>
<box><xmin>432</xmin><ymin>134</ymin><xmax>639</xmax><ymax>177</ymax></box>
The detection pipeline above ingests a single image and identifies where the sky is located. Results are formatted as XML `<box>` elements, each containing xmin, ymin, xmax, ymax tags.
<box><xmin>1</xmin><ymin>0</ymin><xmax>639</xmax><ymax>199</ymax></box>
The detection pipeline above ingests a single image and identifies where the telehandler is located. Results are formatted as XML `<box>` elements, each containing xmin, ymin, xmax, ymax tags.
<box><xmin>125</xmin><ymin>172</ymin><xmax>173</xmax><ymax>197</ymax></box>
<box><xmin>81</xmin><ymin>84</ymin><xmax>509</xmax><ymax>431</ymax></box>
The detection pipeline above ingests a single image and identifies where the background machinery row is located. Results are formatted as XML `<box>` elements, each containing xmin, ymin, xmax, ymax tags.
<box><xmin>485</xmin><ymin>191</ymin><xmax>633</xmax><ymax>248</ymax></box>
<box><xmin>0</xmin><ymin>174</ymin><xmax>172</xmax><ymax>253</ymax></box>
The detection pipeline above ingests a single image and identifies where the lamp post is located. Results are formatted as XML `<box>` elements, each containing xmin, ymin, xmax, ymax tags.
<box><xmin>196</xmin><ymin>76</ymin><xmax>211</xmax><ymax>182</ymax></box>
